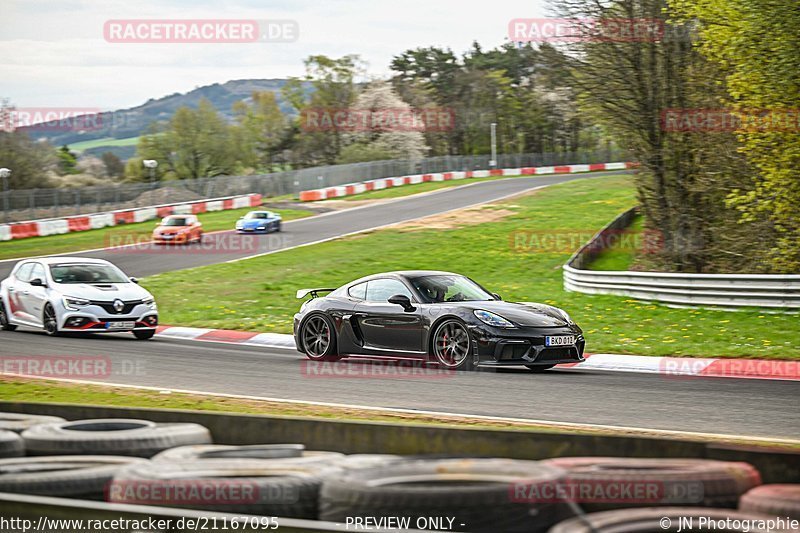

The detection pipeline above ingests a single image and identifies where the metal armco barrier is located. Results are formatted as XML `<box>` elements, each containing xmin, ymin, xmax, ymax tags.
<box><xmin>563</xmin><ymin>208</ymin><xmax>800</xmax><ymax>309</ymax></box>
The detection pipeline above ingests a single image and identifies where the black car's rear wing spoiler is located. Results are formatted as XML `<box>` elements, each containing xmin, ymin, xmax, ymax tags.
<box><xmin>296</xmin><ymin>288</ymin><xmax>336</xmax><ymax>299</ymax></box>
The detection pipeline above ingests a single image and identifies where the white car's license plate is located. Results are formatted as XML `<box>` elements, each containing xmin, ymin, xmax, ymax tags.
<box><xmin>106</xmin><ymin>321</ymin><xmax>135</xmax><ymax>330</ymax></box>
<box><xmin>545</xmin><ymin>335</ymin><xmax>576</xmax><ymax>347</ymax></box>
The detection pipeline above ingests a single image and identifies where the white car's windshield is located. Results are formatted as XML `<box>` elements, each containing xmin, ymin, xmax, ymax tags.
<box><xmin>410</xmin><ymin>275</ymin><xmax>494</xmax><ymax>303</ymax></box>
<box><xmin>50</xmin><ymin>264</ymin><xmax>129</xmax><ymax>284</ymax></box>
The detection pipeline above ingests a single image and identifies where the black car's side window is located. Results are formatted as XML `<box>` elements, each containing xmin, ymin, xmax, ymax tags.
<box><xmin>15</xmin><ymin>263</ymin><xmax>34</xmax><ymax>283</ymax></box>
<box><xmin>348</xmin><ymin>282</ymin><xmax>367</xmax><ymax>300</ymax></box>
<box><xmin>365</xmin><ymin>279</ymin><xmax>414</xmax><ymax>302</ymax></box>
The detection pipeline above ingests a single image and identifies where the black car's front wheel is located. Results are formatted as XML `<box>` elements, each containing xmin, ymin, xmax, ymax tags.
<box><xmin>300</xmin><ymin>314</ymin><xmax>339</xmax><ymax>361</ymax></box>
<box><xmin>431</xmin><ymin>319</ymin><xmax>474</xmax><ymax>371</ymax></box>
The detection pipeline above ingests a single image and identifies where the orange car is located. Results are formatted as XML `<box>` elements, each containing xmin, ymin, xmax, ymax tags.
<box><xmin>152</xmin><ymin>214</ymin><xmax>203</xmax><ymax>244</ymax></box>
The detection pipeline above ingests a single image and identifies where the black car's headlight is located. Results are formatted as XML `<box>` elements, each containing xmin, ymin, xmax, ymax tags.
<box><xmin>63</xmin><ymin>296</ymin><xmax>90</xmax><ymax>310</ymax></box>
<box><xmin>473</xmin><ymin>310</ymin><xmax>515</xmax><ymax>328</ymax></box>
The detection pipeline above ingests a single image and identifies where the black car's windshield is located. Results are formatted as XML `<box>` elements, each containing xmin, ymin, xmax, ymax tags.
<box><xmin>244</xmin><ymin>212</ymin><xmax>270</xmax><ymax>220</ymax></box>
<box><xmin>50</xmin><ymin>264</ymin><xmax>129</xmax><ymax>284</ymax></box>
<box><xmin>162</xmin><ymin>217</ymin><xmax>189</xmax><ymax>226</ymax></box>
<box><xmin>410</xmin><ymin>275</ymin><xmax>494</xmax><ymax>303</ymax></box>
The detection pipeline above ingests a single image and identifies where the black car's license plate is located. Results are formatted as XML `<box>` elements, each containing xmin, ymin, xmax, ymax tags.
<box><xmin>545</xmin><ymin>335</ymin><xmax>576</xmax><ymax>347</ymax></box>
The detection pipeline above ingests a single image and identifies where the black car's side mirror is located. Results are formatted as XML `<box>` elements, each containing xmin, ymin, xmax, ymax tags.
<box><xmin>492</xmin><ymin>293</ymin><xmax>502</xmax><ymax>300</ymax></box>
<box><xmin>29</xmin><ymin>278</ymin><xmax>46</xmax><ymax>287</ymax></box>
<box><xmin>130</xmin><ymin>277</ymin><xmax>139</xmax><ymax>284</ymax></box>
<box><xmin>388</xmin><ymin>294</ymin><xmax>415</xmax><ymax>312</ymax></box>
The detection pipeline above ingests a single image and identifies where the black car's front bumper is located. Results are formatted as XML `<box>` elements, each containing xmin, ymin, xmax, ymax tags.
<box><xmin>468</xmin><ymin>324</ymin><xmax>585</xmax><ymax>367</ymax></box>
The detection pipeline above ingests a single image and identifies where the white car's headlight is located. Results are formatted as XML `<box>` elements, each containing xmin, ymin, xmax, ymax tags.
<box><xmin>473</xmin><ymin>310</ymin><xmax>515</xmax><ymax>328</ymax></box>
<box><xmin>63</xmin><ymin>296</ymin><xmax>90</xmax><ymax>310</ymax></box>
<box><xmin>142</xmin><ymin>296</ymin><xmax>157</xmax><ymax>309</ymax></box>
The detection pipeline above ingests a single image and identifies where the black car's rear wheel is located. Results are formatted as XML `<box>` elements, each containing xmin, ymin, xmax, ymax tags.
<box><xmin>301</xmin><ymin>314</ymin><xmax>339</xmax><ymax>361</ymax></box>
<box><xmin>431</xmin><ymin>319</ymin><xmax>474</xmax><ymax>371</ymax></box>
<box><xmin>0</xmin><ymin>299</ymin><xmax>17</xmax><ymax>331</ymax></box>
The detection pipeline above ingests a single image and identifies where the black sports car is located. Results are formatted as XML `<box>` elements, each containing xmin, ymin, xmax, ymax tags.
<box><xmin>293</xmin><ymin>271</ymin><xmax>585</xmax><ymax>371</ymax></box>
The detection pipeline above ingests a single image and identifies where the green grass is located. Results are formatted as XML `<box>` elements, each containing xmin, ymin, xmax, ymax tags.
<box><xmin>66</xmin><ymin>136</ymin><xmax>140</xmax><ymax>152</ymax></box>
<box><xmin>0</xmin><ymin>206</ymin><xmax>311</xmax><ymax>260</ymax></box>
<box><xmin>587</xmin><ymin>214</ymin><xmax>644</xmax><ymax>271</ymax></box>
<box><xmin>142</xmin><ymin>175</ymin><xmax>798</xmax><ymax>359</ymax></box>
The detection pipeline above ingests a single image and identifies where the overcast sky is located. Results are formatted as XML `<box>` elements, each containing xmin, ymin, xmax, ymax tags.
<box><xmin>1</xmin><ymin>0</ymin><xmax>549</xmax><ymax>112</ymax></box>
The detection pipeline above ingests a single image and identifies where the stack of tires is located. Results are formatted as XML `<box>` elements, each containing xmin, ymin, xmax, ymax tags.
<box><xmin>1</xmin><ymin>411</ymin><xmax>799</xmax><ymax>531</ymax></box>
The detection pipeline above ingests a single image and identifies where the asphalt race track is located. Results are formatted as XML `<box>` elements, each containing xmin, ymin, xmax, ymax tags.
<box><xmin>2</xmin><ymin>331</ymin><xmax>798</xmax><ymax>440</ymax></box>
<box><xmin>2</xmin><ymin>169</ymin><xmax>797</xmax><ymax>441</ymax></box>
<box><xmin>0</xmin><ymin>171</ymin><xmax>630</xmax><ymax>279</ymax></box>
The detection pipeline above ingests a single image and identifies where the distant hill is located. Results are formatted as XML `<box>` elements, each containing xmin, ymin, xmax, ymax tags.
<box><xmin>18</xmin><ymin>79</ymin><xmax>299</xmax><ymax>159</ymax></box>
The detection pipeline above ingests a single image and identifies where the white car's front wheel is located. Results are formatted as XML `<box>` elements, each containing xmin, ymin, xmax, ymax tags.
<box><xmin>43</xmin><ymin>303</ymin><xmax>60</xmax><ymax>336</ymax></box>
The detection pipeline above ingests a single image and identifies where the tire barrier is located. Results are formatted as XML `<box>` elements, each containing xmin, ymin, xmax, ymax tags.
<box><xmin>0</xmin><ymin>456</ymin><xmax>147</xmax><ymax>499</ymax></box>
<box><xmin>108</xmin><ymin>459</ymin><xmax>342</xmax><ymax>519</ymax></box>
<box><xmin>542</xmin><ymin>457</ymin><xmax>762</xmax><ymax>511</ymax></box>
<box><xmin>21</xmin><ymin>418</ymin><xmax>211</xmax><ymax>458</ymax></box>
<box><xmin>319</xmin><ymin>458</ymin><xmax>568</xmax><ymax>533</ymax></box>
<box><xmin>0</xmin><ymin>412</ymin><xmax>65</xmax><ymax>433</ymax></box>
<box><xmin>739</xmin><ymin>484</ymin><xmax>800</xmax><ymax>519</ymax></box>
<box><xmin>0</xmin><ymin>430</ymin><xmax>24</xmax><ymax>458</ymax></box>
<box><xmin>152</xmin><ymin>443</ymin><xmax>306</xmax><ymax>461</ymax></box>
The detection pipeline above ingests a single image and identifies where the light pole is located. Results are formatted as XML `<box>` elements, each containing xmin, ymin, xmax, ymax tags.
<box><xmin>0</xmin><ymin>168</ymin><xmax>10</xmax><ymax>224</ymax></box>
<box><xmin>490</xmin><ymin>122</ymin><xmax>497</xmax><ymax>169</ymax></box>
<box><xmin>142</xmin><ymin>159</ymin><xmax>158</xmax><ymax>190</ymax></box>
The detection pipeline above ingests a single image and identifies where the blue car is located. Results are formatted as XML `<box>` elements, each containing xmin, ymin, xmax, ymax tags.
<box><xmin>235</xmin><ymin>211</ymin><xmax>282</xmax><ymax>233</ymax></box>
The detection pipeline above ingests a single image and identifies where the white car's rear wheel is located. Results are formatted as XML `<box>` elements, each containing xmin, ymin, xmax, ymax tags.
<box><xmin>0</xmin><ymin>299</ymin><xmax>17</xmax><ymax>331</ymax></box>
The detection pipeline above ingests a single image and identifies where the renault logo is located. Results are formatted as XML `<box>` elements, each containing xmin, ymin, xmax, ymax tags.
<box><xmin>113</xmin><ymin>299</ymin><xmax>125</xmax><ymax>313</ymax></box>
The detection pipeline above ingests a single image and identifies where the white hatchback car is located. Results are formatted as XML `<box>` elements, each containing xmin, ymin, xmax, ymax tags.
<box><xmin>0</xmin><ymin>257</ymin><xmax>158</xmax><ymax>339</ymax></box>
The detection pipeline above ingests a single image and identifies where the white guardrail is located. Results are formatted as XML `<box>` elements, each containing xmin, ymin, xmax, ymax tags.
<box><xmin>563</xmin><ymin>208</ymin><xmax>800</xmax><ymax>309</ymax></box>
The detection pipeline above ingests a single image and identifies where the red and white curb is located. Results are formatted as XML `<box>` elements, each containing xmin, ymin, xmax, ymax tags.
<box><xmin>298</xmin><ymin>161</ymin><xmax>637</xmax><ymax>201</ymax></box>
<box><xmin>0</xmin><ymin>193</ymin><xmax>262</xmax><ymax>242</ymax></box>
<box><xmin>155</xmin><ymin>325</ymin><xmax>798</xmax><ymax>382</ymax></box>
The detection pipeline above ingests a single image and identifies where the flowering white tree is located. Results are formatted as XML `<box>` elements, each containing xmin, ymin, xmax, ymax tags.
<box><xmin>339</xmin><ymin>81</ymin><xmax>428</xmax><ymax>163</ymax></box>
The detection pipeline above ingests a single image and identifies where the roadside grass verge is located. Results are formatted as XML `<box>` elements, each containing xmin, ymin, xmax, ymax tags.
<box><xmin>2</xmin><ymin>377</ymin><xmax>796</xmax><ymax>448</ymax></box>
<box><xmin>0</xmin><ymin>206</ymin><xmax>311</xmax><ymax>261</ymax></box>
<box><xmin>143</xmin><ymin>174</ymin><xmax>798</xmax><ymax>359</ymax></box>
<box><xmin>586</xmin><ymin>214</ymin><xmax>644</xmax><ymax>271</ymax></box>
